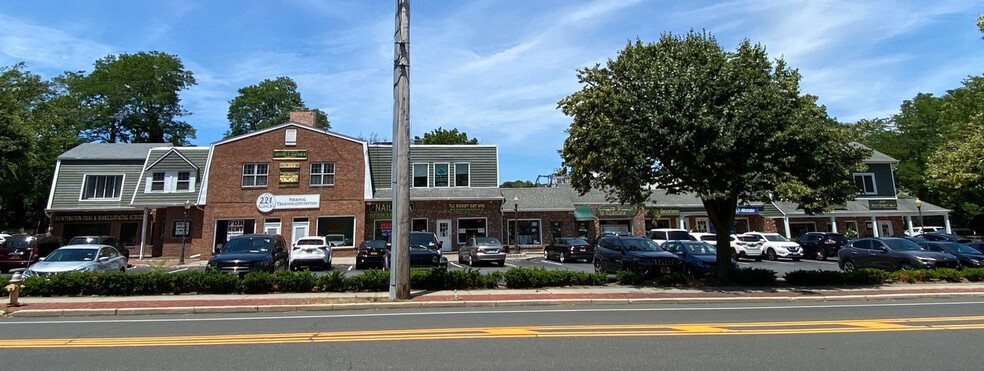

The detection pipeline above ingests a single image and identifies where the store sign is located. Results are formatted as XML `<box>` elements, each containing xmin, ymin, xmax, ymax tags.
<box><xmin>256</xmin><ymin>193</ymin><xmax>320</xmax><ymax>213</ymax></box>
<box><xmin>279</xmin><ymin>171</ymin><xmax>299</xmax><ymax>187</ymax></box>
<box><xmin>367</xmin><ymin>202</ymin><xmax>415</xmax><ymax>219</ymax></box>
<box><xmin>448</xmin><ymin>203</ymin><xmax>485</xmax><ymax>211</ymax></box>
<box><xmin>647</xmin><ymin>208</ymin><xmax>680</xmax><ymax>216</ymax></box>
<box><xmin>227</xmin><ymin>220</ymin><xmax>244</xmax><ymax>241</ymax></box>
<box><xmin>279</xmin><ymin>162</ymin><xmax>300</xmax><ymax>170</ymax></box>
<box><xmin>272</xmin><ymin>149</ymin><xmax>307</xmax><ymax>160</ymax></box>
<box><xmin>173</xmin><ymin>221</ymin><xmax>190</xmax><ymax>237</ymax></box>
<box><xmin>596</xmin><ymin>205</ymin><xmax>636</xmax><ymax>217</ymax></box>
<box><xmin>52</xmin><ymin>214</ymin><xmax>143</xmax><ymax>222</ymax></box>
<box><xmin>868</xmin><ymin>199</ymin><xmax>898</xmax><ymax>210</ymax></box>
<box><xmin>735</xmin><ymin>206</ymin><xmax>760</xmax><ymax>215</ymax></box>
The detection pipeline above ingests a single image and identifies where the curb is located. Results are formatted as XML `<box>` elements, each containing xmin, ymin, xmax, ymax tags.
<box><xmin>6</xmin><ymin>290</ymin><xmax>984</xmax><ymax>318</ymax></box>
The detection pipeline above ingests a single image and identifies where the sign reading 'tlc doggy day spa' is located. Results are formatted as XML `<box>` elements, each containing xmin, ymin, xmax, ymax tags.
<box><xmin>256</xmin><ymin>193</ymin><xmax>320</xmax><ymax>213</ymax></box>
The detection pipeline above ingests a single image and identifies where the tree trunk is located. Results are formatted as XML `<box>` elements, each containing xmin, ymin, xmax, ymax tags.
<box><xmin>702</xmin><ymin>196</ymin><xmax>738</xmax><ymax>283</ymax></box>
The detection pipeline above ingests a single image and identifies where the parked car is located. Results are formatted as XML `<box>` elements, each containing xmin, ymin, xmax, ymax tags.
<box><xmin>950</xmin><ymin>228</ymin><xmax>980</xmax><ymax>240</ymax></box>
<box><xmin>0</xmin><ymin>233</ymin><xmax>10</xmax><ymax>244</ymax></box>
<box><xmin>905</xmin><ymin>226</ymin><xmax>944</xmax><ymax>236</ymax></box>
<box><xmin>544</xmin><ymin>237</ymin><xmax>593</xmax><ymax>263</ymax></box>
<box><xmin>289</xmin><ymin>236</ymin><xmax>332</xmax><ymax>271</ymax></box>
<box><xmin>646</xmin><ymin>228</ymin><xmax>696</xmax><ymax>245</ymax></box>
<box><xmin>661</xmin><ymin>240</ymin><xmax>738</xmax><ymax>278</ymax></box>
<box><xmin>0</xmin><ymin>234</ymin><xmax>62</xmax><ymax>273</ymax></box>
<box><xmin>206</xmin><ymin>234</ymin><xmax>289</xmax><ymax>275</ymax></box>
<box><xmin>838</xmin><ymin>237</ymin><xmax>959</xmax><ymax>271</ymax></box>
<box><xmin>918</xmin><ymin>241</ymin><xmax>984</xmax><ymax>268</ymax></box>
<box><xmin>407</xmin><ymin>231</ymin><xmax>448</xmax><ymax>269</ymax></box>
<box><xmin>744</xmin><ymin>232</ymin><xmax>803</xmax><ymax>261</ymax></box>
<box><xmin>66</xmin><ymin>235</ymin><xmax>130</xmax><ymax>261</ymax></box>
<box><xmin>23</xmin><ymin>245</ymin><xmax>126</xmax><ymax>276</ymax></box>
<box><xmin>797</xmin><ymin>232</ymin><xmax>848</xmax><ymax>261</ymax></box>
<box><xmin>593</xmin><ymin>235</ymin><xmax>683</xmax><ymax>276</ymax></box>
<box><xmin>913</xmin><ymin>232</ymin><xmax>972</xmax><ymax>244</ymax></box>
<box><xmin>969</xmin><ymin>242</ymin><xmax>984</xmax><ymax>254</ymax></box>
<box><xmin>459</xmin><ymin>237</ymin><xmax>507</xmax><ymax>267</ymax></box>
<box><xmin>355</xmin><ymin>240</ymin><xmax>389</xmax><ymax>269</ymax></box>
<box><xmin>691</xmin><ymin>233</ymin><xmax>764</xmax><ymax>261</ymax></box>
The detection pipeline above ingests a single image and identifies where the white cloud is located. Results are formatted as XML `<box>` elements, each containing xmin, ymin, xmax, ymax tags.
<box><xmin>0</xmin><ymin>13</ymin><xmax>116</xmax><ymax>72</ymax></box>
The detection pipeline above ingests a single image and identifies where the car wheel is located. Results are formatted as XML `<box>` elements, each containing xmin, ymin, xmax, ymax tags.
<box><xmin>899</xmin><ymin>262</ymin><xmax>914</xmax><ymax>271</ymax></box>
<box><xmin>559</xmin><ymin>253</ymin><xmax>567</xmax><ymax>263</ymax></box>
<box><xmin>766</xmin><ymin>249</ymin><xmax>777</xmax><ymax>261</ymax></box>
<box><xmin>120</xmin><ymin>266</ymin><xmax>126</xmax><ymax>273</ymax></box>
<box><xmin>843</xmin><ymin>260</ymin><xmax>857</xmax><ymax>272</ymax></box>
<box><xmin>816</xmin><ymin>249</ymin><xmax>826</xmax><ymax>261</ymax></box>
<box><xmin>497</xmin><ymin>260</ymin><xmax>506</xmax><ymax>267</ymax></box>
<box><xmin>594</xmin><ymin>259</ymin><xmax>604</xmax><ymax>273</ymax></box>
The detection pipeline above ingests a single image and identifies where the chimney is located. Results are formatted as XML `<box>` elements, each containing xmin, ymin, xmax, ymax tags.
<box><xmin>289</xmin><ymin>111</ymin><xmax>317</xmax><ymax>127</ymax></box>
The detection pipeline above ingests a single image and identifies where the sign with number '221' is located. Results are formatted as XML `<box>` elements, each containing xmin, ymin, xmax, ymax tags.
<box><xmin>256</xmin><ymin>193</ymin><xmax>320</xmax><ymax>213</ymax></box>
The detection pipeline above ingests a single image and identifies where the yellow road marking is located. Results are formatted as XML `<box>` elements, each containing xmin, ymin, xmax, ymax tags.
<box><xmin>4</xmin><ymin>315</ymin><xmax>984</xmax><ymax>349</ymax></box>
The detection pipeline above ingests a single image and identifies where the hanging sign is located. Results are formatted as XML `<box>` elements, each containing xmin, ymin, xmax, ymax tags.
<box><xmin>272</xmin><ymin>149</ymin><xmax>307</xmax><ymax>160</ymax></box>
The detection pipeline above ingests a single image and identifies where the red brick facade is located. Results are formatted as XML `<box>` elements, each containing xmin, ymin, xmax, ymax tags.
<box><xmin>365</xmin><ymin>200</ymin><xmax>504</xmax><ymax>251</ymax></box>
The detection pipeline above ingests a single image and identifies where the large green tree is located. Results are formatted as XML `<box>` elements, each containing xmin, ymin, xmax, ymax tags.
<box><xmin>226</xmin><ymin>77</ymin><xmax>329</xmax><ymax>137</ymax></box>
<box><xmin>64</xmin><ymin>51</ymin><xmax>197</xmax><ymax>145</ymax></box>
<box><xmin>415</xmin><ymin>127</ymin><xmax>478</xmax><ymax>144</ymax></box>
<box><xmin>558</xmin><ymin>32</ymin><xmax>867</xmax><ymax>281</ymax></box>
<box><xmin>500</xmin><ymin>180</ymin><xmax>535</xmax><ymax>188</ymax></box>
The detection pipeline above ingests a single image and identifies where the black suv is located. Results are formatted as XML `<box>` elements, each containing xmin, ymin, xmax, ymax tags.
<box><xmin>207</xmin><ymin>234</ymin><xmax>288</xmax><ymax>275</ymax></box>
<box><xmin>838</xmin><ymin>237</ymin><xmax>959</xmax><ymax>271</ymax></box>
<box><xmin>796</xmin><ymin>232</ymin><xmax>848</xmax><ymax>261</ymax></box>
<box><xmin>407</xmin><ymin>232</ymin><xmax>448</xmax><ymax>268</ymax></box>
<box><xmin>593</xmin><ymin>235</ymin><xmax>682</xmax><ymax>276</ymax></box>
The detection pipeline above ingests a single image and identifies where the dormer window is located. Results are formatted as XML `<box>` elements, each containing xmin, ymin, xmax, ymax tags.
<box><xmin>147</xmin><ymin>171</ymin><xmax>196</xmax><ymax>193</ymax></box>
<box><xmin>853</xmin><ymin>173</ymin><xmax>877</xmax><ymax>196</ymax></box>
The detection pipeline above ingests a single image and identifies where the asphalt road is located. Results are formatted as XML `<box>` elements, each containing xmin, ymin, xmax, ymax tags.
<box><xmin>2</xmin><ymin>298</ymin><xmax>984</xmax><ymax>370</ymax></box>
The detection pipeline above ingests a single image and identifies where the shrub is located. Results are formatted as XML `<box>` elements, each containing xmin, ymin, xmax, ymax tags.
<box><xmin>784</xmin><ymin>269</ymin><xmax>889</xmax><ymax>286</ymax></box>
<box><xmin>615</xmin><ymin>270</ymin><xmax>643</xmax><ymax>285</ymax></box>
<box><xmin>890</xmin><ymin>270</ymin><xmax>925</xmax><ymax>283</ymax></box>
<box><xmin>318</xmin><ymin>271</ymin><xmax>347</xmax><ymax>292</ymax></box>
<box><xmin>503</xmin><ymin>267</ymin><xmax>606</xmax><ymax>289</ymax></box>
<box><xmin>0</xmin><ymin>276</ymin><xmax>9</xmax><ymax>297</ymax></box>
<box><xmin>923</xmin><ymin>268</ymin><xmax>962</xmax><ymax>283</ymax></box>
<box><xmin>198</xmin><ymin>272</ymin><xmax>239</xmax><ymax>294</ymax></box>
<box><xmin>274</xmin><ymin>270</ymin><xmax>316</xmax><ymax>293</ymax></box>
<box><xmin>95</xmin><ymin>272</ymin><xmax>136</xmax><ymax>296</ymax></box>
<box><xmin>241</xmin><ymin>272</ymin><xmax>276</xmax><ymax>294</ymax></box>
<box><xmin>656</xmin><ymin>273</ymin><xmax>687</xmax><ymax>286</ymax></box>
<box><xmin>961</xmin><ymin>268</ymin><xmax>984</xmax><ymax>282</ymax></box>
<box><xmin>846</xmin><ymin>269</ymin><xmax>891</xmax><ymax>285</ymax></box>
<box><xmin>731</xmin><ymin>268</ymin><xmax>776</xmax><ymax>286</ymax></box>
<box><xmin>347</xmin><ymin>269</ymin><xmax>390</xmax><ymax>292</ymax></box>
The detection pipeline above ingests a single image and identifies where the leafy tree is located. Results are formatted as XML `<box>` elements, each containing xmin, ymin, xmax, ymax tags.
<box><xmin>558</xmin><ymin>32</ymin><xmax>867</xmax><ymax>282</ymax></box>
<box><xmin>64</xmin><ymin>51</ymin><xmax>196</xmax><ymax>145</ymax></box>
<box><xmin>416</xmin><ymin>127</ymin><xmax>478</xmax><ymax>144</ymax></box>
<box><xmin>500</xmin><ymin>180</ymin><xmax>535</xmax><ymax>188</ymax></box>
<box><xmin>226</xmin><ymin>77</ymin><xmax>329</xmax><ymax>137</ymax></box>
<box><xmin>927</xmin><ymin>117</ymin><xmax>984</xmax><ymax>219</ymax></box>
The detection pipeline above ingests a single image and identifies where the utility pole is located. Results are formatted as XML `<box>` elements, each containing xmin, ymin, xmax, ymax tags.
<box><xmin>389</xmin><ymin>0</ymin><xmax>411</xmax><ymax>300</ymax></box>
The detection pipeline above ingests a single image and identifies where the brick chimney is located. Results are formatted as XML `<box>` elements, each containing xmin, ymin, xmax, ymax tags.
<box><xmin>289</xmin><ymin>111</ymin><xmax>317</xmax><ymax>127</ymax></box>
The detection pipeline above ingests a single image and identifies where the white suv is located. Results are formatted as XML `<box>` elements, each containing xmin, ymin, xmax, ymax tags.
<box><xmin>692</xmin><ymin>233</ymin><xmax>764</xmax><ymax>261</ymax></box>
<box><xmin>289</xmin><ymin>236</ymin><xmax>333</xmax><ymax>271</ymax></box>
<box><xmin>744</xmin><ymin>232</ymin><xmax>803</xmax><ymax>261</ymax></box>
<box><xmin>647</xmin><ymin>228</ymin><xmax>696</xmax><ymax>245</ymax></box>
<box><xmin>905</xmin><ymin>226</ymin><xmax>944</xmax><ymax>236</ymax></box>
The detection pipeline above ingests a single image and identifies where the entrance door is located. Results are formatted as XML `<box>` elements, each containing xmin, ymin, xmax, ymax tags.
<box><xmin>292</xmin><ymin>218</ymin><xmax>309</xmax><ymax>246</ymax></box>
<box><xmin>436</xmin><ymin>219</ymin><xmax>452</xmax><ymax>252</ymax></box>
<box><xmin>878</xmin><ymin>221</ymin><xmax>893</xmax><ymax>237</ymax></box>
<box><xmin>264</xmin><ymin>218</ymin><xmax>281</xmax><ymax>235</ymax></box>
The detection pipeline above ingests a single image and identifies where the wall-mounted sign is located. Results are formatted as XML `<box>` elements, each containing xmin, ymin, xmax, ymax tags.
<box><xmin>279</xmin><ymin>162</ymin><xmax>300</xmax><ymax>170</ymax></box>
<box><xmin>279</xmin><ymin>171</ymin><xmax>299</xmax><ymax>187</ymax></box>
<box><xmin>173</xmin><ymin>221</ymin><xmax>190</xmax><ymax>237</ymax></box>
<box><xmin>256</xmin><ymin>193</ymin><xmax>320</xmax><ymax>213</ymax></box>
<box><xmin>367</xmin><ymin>202</ymin><xmax>415</xmax><ymax>219</ymax></box>
<box><xmin>868</xmin><ymin>199</ymin><xmax>898</xmax><ymax>210</ymax></box>
<box><xmin>735</xmin><ymin>206</ymin><xmax>760</xmax><ymax>215</ymax></box>
<box><xmin>646</xmin><ymin>208</ymin><xmax>680</xmax><ymax>216</ymax></box>
<box><xmin>448</xmin><ymin>203</ymin><xmax>485</xmax><ymax>211</ymax></box>
<box><xmin>52</xmin><ymin>214</ymin><xmax>143</xmax><ymax>223</ymax></box>
<box><xmin>272</xmin><ymin>149</ymin><xmax>307</xmax><ymax>161</ymax></box>
<box><xmin>596</xmin><ymin>205</ymin><xmax>637</xmax><ymax>218</ymax></box>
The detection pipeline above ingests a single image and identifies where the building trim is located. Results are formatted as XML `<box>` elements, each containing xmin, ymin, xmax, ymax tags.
<box><xmin>213</xmin><ymin>122</ymin><xmax>366</xmax><ymax>148</ymax></box>
<box><xmin>46</xmin><ymin>160</ymin><xmax>61</xmax><ymax>210</ymax></box>
<box><xmin>362</xmin><ymin>142</ymin><xmax>372</xmax><ymax>200</ymax></box>
<box><xmin>145</xmin><ymin>148</ymin><xmax>200</xmax><ymax>171</ymax></box>
<box><xmin>197</xmin><ymin>144</ymin><xmax>215</xmax><ymax>205</ymax></box>
<box><xmin>129</xmin><ymin>152</ymin><xmax>153</xmax><ymax>205</ymax></box>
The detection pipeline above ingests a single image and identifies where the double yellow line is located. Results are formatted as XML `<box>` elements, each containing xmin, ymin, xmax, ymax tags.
<box><xmin>5</xmin><ymin>315</ymin><xmax>984</xmax><ymax>348</ymax></box>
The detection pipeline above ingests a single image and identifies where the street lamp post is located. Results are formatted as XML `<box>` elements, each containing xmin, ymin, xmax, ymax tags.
<box><xmin>513</xmin><ymin>196</ymin><xmax>519</xmax><ymax>253</ymax></box>
<box><xmin>179</xmin><ymin>200</ymin><xmax>190</xmax><ymax>265</ymax></box>
<box><xmin>915</xmin><ymin>198</ymin><xmax>924</xmax><ymax>231</ymax></box>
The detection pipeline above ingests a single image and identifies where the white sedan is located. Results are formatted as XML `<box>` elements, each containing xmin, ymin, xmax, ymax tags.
<box><xmin>744</xmin><ymin>232</ymin><xmax>803</xmax><ymax>261</ymax></box>
<box><xmin>24</xmin><ymin>245</ymin><xmax>127</xmax><ymax>276</ymax></box>
<box><xmin>289</xmin><ymin>237</ymin><xmax>333</xmax><ymax>271</ymax></box>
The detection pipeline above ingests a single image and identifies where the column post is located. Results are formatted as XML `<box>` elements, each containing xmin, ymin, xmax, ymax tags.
<box><xmin>871</xmin><ymin>216</ymin><xmax>879</xmax><ymax>237</ymax></box>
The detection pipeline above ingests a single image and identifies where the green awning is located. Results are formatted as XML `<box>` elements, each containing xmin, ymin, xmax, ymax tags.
<box><xmin>574</xmin><ymin>206</ymin><xmax>595</xmax><ymax>221</ymax></box>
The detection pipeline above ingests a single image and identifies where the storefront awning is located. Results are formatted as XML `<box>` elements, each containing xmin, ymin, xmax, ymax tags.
<box><xmin>574</xmin><ymin>206</ymin><xmax>595</xmax><ymax>221</ymax></box>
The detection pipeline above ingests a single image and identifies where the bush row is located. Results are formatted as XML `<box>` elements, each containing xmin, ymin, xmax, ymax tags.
<box><xmin>784</xmin><ymin>268</ymin><xmax>984</xmax><ymax>286</ymax></box>
<box><xmin>502</xmin><ymin>267</ymin><xmax>607</xmax><ymax>289</ymax></box>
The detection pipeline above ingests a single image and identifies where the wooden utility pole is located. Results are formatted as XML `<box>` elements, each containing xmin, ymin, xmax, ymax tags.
<box><xmin>389</xmin><ymin>0</ymin><xmax>411</xmax><ymax>300</ymax></box>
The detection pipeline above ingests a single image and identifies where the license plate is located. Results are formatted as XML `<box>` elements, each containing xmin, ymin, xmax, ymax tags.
<box><xmin>369</xmin><ymin>252</ymin><xmax>377</xmax><ymax>256</ymax></box>
<box><xmin>660</xmin><ymin>267</ymin><xmax>671</xmax><ymax>273</ymax></box>
<box><xmin>8</xmin><ymin>251</ymin><xmax>23</xmax><ymax>256</ymax></box>
<box><xmin>305</xmin><ymin>248</ymin><xmax>315</xmax><ymax>252</ymax></box>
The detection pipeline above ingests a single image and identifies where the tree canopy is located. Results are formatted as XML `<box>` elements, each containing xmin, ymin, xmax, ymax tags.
<box><xmin>558</xmin><ymin>32</ymin><xmax>867</xmax><ymax>281</ymax></box>
<box><xmin>500</xmin><ymin>180</ymin><xmax>535</xmax><ymax>188</ymax></box>
<box><xmin>416</xmin><ymin>127</ymin><xmax>478</xmax><ymax>144</ymax></box>
<box><xmin>226</xmin><ymin>77</ymin><xmax>329</xmax><ymax>137</ymax></box>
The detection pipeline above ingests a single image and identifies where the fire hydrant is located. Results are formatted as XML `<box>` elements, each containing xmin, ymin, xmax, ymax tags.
<box><xmin>5</xmin><ymin>272</ymin><xmax>24</xmax><ymax>307</ymax></box>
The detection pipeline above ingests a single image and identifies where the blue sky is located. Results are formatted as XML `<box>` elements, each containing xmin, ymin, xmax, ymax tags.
<box><xmin>2</xmin><ymin>1</ymin><xmax>983</xmax><ymax>183</ymax></box>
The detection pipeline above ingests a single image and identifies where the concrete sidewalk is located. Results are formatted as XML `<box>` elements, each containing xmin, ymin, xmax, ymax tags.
<box><xmin>5</xmin><ymin>283</ymin><xmax>984</xmax><ymax>317</ymax></box>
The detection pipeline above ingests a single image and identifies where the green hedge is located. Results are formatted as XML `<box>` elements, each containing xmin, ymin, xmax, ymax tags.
<box><xmin>785</xmin><ymin>268</ymin><xmax>984</xmax><ymax>286</ymax></box>
<box><xmin>731</xmin><ymin>268</ymin><xmax>776</xmax><ymax>286</ymax></box>
<box><xmin>503</xmin><ymin>267</ymin><xmax>607</xmax><ymax>289</ymax></box>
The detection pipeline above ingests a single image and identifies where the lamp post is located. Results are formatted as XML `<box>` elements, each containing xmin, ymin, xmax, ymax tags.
<box><xmin>179</xmin><ymin>200</ymin><xmax>190</xmax><ymax>265</ymax></box>
<box><xmin>915</xmin><ymin>198</ymin><xmax>924</xmax><ymax>231</ymax></box>
<box><xmin>513</xmin><ymin>196</ymin><xmax>519</xmax><ymax>253</ymax></box>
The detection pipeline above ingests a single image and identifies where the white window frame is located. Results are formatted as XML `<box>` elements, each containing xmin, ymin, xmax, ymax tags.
<box><xmin>507</xmin><ymin>218</ymin><xmax>542</xmax><ymax>246</ymax></box>
<box><xmin>695</xmin><ymin>218</ymin><xmax>710</xmax><ymax>233</ymax></box>
<box><xmin>79</xmin><ymin>174</ymin><xmax>125</xmax><ymax>201</ymax></box>
<box><xmin>264</xmin><ymin>218</ymin><xmax>282</xmax><ymax>235</ymax></box>
<box><xmin>309</xmin><ymin>162</ymin><xmax>335</xmax><ymax>187</ymax></box>
<box><xmin>456</xmin><ymin>217</ymin><xmax>488</xmax><ymax>245</ymax></box>
<box><xmin>454</xmin><ymin>162</ymin><xmax>470</xmax><ymax>187</ymax></box>
<box><xmin>285</xmin><ymin>128</ymin><xmax>297</xmax><ymax>146</ymax></box>
<box><xmin>412</xmin><ymin>163</ymin><xmax>429</xmax><ymax>188</ymax></box>
<box><xmin>242</xmin><ymin>163</ymin><xmax>269</xmax><ymax>188</ymax></box>
<box><xmin>175</xmin><ymin>171</ymin><xmax>193</xmax><ymax>191</ymax></box>
<box><xmin>150</xmin><ymin>172</ymin><xmax>166</xmax><ymax>192</ymax></box>
<box><xmin>145</xmin><ymin>171</ymin><xmax>196</xmax><ymax>193</ymax></box>
<box><xmin>433</xmin><ymin>162</ymin><xmax>451</xmax><ymax>188</ymax></box>
<box><xmin>853</xmin><ymin>173</ymin><xmax>877</xmax><ymax>196</ymax></box>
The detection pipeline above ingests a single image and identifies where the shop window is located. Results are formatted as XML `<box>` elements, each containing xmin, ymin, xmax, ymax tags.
<box><xmin>413</xmin><ymin>163</ymin><xmax>429</xmax><ymax>188</ymax></box>
<box><xmin>599</xmin><ymin>220</ymin><xmax>631</xmax><ymax>235</ymax></box>
<box><xmin>645</xmin><ymin>218</ymin><xmax>672</xmax><ymax>230</ymax></box>
<box><xmin>317</xmin><ymin>216</ymin><xmax>355</xmax><ymax>247</ymax></box>
<box><xmin>845</xmin><ymin>221</ymin><xmax>859</xmax><ymax>234</ymax></box>
<box><xmin>242</xmin><ymin>163</ymin><xmax>268</xmax><ymax>187</ymax></box>
<box><xmin>120</xmin><ymin>223</ymin><xmax>139</xmax><ymax>246</ymax></box>
<box><xmin>853</xmin><ymin>173</ymin><xmax>877</xmax><ymax>195</ymax></box>
<box><xmin>150</xmin><ymin>172</ymin><xmax>166</xmax><ymax>191</ymax></box>
<box><xmin>81</xmin><ymin>174</ymin><xmax>124</xmax><ymax>200</ymax></box>
<box><xmin>374</xmin><ymin>220</ymin><xmax>392</xmax><ymax>241</ymax></box>
<box><xmin>790</xmin><ymin>223</ymin><xmax>817</xmax><ymax>239</ymax></box>
<box><xmin>310</xmin><ymin>162</ymin><xmax>335</xmax><ymax>186</ymax></box>
<box><xmin>695</xmin><ymin>218</ymin><xmax>709</xmax><ymax>233</ymax></box>
<box><xmin>457</xmin><ymin>218</ymin><xmax>486</xmax><ymax>244</ymax></box>
<box><xmin>213</xmin><ymin>219</ymin><xmax>255</xmax><ymax>253</ymax></box>
<box><xmin>434</xmin><ymin>163</ymin><xmax>450</xmax><ymax>187</ymax></box>
<box><xmin>454</xmin><ymin>163</ymin><xmax>469</xmax><ymax>187</ymax></box>
<box><xmin>577</xmin><ymin>221</ymin><xmax>589</xmax><ymax>240</ymax></box>
<box><xmin>412</xmin><ymin>218</ymin><xmax>428</xmax><ymax>232</ymax></box>
<box><xmin>507</xmin><ymin>219</ymin><xmax>542</xmax><ymax>245</ymax></box>
<box><xmin>264</xmin><ymin>218</ymin><xmax>281</xmax><ymax>235</ymax></box>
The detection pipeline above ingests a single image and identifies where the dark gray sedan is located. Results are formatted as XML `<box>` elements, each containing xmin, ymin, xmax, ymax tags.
<box><xmin>459</xmin><ymin>237</ymin><xmax>506</xmax><ymax>267</ymax></box>
<box><xmin>838</xmin><ymin>237</ymin><xmax>959</xmax><ymax>271</ymax></box>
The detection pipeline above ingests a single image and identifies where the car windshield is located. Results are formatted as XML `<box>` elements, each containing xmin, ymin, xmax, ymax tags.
<box><xmin>68</xmin><ymin>237</ymin><xmax>99</xmax><ymax>245</ymax></box>
<box><xmin>45</xmin><ymin>249</ymin><xmax>97</xmax><ymax>262</ymax></box>
<box><xmin>3</xmin><ymin>236</ymin><xmax>34</xmax><ymax>249</ymax></box>
<box><xmin>222</xmin><ymin>237</ymin><xmax>273</xmax><ymax>253</ymax></box>
<box><xmin>941</xmin><ymin>243</ymin><xmax>980</xmax><ymax>255</ymax></box>
<box><xmin>295</xmin><ymin>239</ymin><xmax>323</xmax><ymax>246</ymax></box>
<box><xmin>738</xmin><ymin>236</ymin><xmax>759</xmax><ymax>242</ymax></box>
<box><xmin>765</xmin><ymin>234</ymin><xmax>788</xmax><ymax>242</ymax></box>
<box><xmin>667</xmin><ymin>231</ymin><xmax>695</xmax><ymax>241</ymax></box>
<box><xmin>827</xmin><ymin>234</ymin><xmax>848</xmax><ymax>242</ymax></box>
<box><xmin>474</xmin><ymin>238</ymin><xmax>500</xmax><ymax>246</ymax></box>
<box><xmin>363</xmin><ymin>240</ymin><xmax>387</xmax><ymax>249</ymax></box>
<box><xmin>884</xmin><ymin>239</ymin><xmax>923</xmax><ymax>251</ymax></box>
<box><xmin>622</xmin><ymin>239</ymin><xmax>663</xmax><ymax>252</ymax></box>
<box><xmin>683</xmin><ymin>243</ymin><xmax>716</xmax><ymax>255</ymax></box>
<box><xmin>409</xmin><ymin>233</ymin><xmax>438</xmax><ymax>249</ymax></box>
<box><xmin>562</xmin><ymin>238</ymin><xmax>589</xmax><ymax>245</ymax></box>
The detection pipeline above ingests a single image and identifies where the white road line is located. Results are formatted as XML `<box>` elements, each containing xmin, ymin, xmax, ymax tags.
<box><xmin>504</xmin><ymin>263</ymin><xmax>517</xmax><ymax>267</ymax></box>
<box><xmin>167</xmin><ymin>268</ymin><xmax>188</xmax><ymax>274</ymax></box>
<box><xmin>347</xmin><ymin>266</ymin><xmax>353</xmax><ymax>272</ymax></box>
<box><xmin>5</xmin><ymin>301</ymin><xmax>984</xmax><ymax>325</ymax></box>
<box><xmin>540</xmin><ymin>259</ymin><xmax>564</xmax><ymax>267</ymax></box>
<box><xmin>449</xmin><ymin>262</ymin><xmax>462</xmax><ymax>269</ymax></box>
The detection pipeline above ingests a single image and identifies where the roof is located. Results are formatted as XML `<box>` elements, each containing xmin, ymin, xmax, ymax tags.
<box><xmin>213</xmin><ymin>122</ymin><xmax>365</xmax><ymax>146</ymax></box>
<box><xmin>851</xmin><ymin>142</ymin><xmax>898</xmax><ymax>164</ymax></box>
<box><xmin>371</xmin><ymin>188</ymin><xmax>504</xmax><ymax>201</ymax></box>
<box><xmin>500</xmin><ymin>187</ymin><xmax>576</xmax><ymax>211</ymax></box>
<box><xmin>58</xmin><ymin>143</ymin><xmax>171</xmax><ymax>160</ymax></box>
<box><xmin>771</xmin><ymin>198</ymin><xmax>949</xmax><ymax>216</ymax></box>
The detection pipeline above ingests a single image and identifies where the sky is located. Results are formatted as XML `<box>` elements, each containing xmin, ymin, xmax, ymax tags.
<box><xmin>2</xmin><ymin>1</ymin><xmax>983</xmax><ymax>183</ymax></box>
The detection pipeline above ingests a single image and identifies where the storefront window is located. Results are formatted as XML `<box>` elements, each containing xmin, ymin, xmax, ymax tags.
<box><xmin>374</xmin><ymin>220</ymin><xmax>392</xmax><ymax>241</ymax></box>
<box><xmin>645</xmin><ymin>218</ymin><xmax>672</xmax><ymax>230</ymax></box>
<box><xmin>413</xmin><ymin>163</ymin><xmax>428</xmax><ymax>188</ymax></box>
<box><xmin>213</xmin><ymin>219</ymin><xmax>256</xmax><ymax>252</ymax></box>
<box><xmin>457</xmin><ymin>218</ymin><xmax>486</xmax><ymax>244</ymax></box>
<box><xmin>599</xmin><ymin>220</ymin><xmax>631</xmax><ymax>235</ymax></box>
<box><xmin>412</xmin><ymin>218</ymin><xmax>428</xmax><ymax>232</ymax></box>
<box><xmin>317</xmin><ymin>216</ymin><xmax>355</xmax><ymax>247</ymax></box>
<box><xmin>507</xmin><ymin>219</ymin><xmax>542</xmax><ymax>245</ymax></box>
